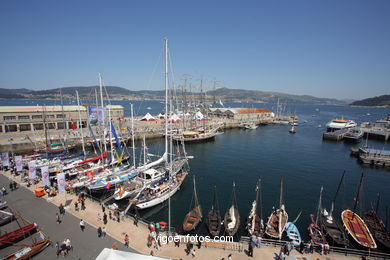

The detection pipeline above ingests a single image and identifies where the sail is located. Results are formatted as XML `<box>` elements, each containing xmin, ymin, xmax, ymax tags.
<box><xmin>88</xmin><ymin>124</ymin><xmax>100</xmax><ymax>151</ymax></box>
<box><xmin>110</xmin><ymin>121</ymin><xmax>123</xmax><ymax>153</ymax></box>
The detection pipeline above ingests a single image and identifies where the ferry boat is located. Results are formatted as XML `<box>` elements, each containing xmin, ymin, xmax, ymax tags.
<box><xmin>326</xmin><ymin>119</ymin><xmax>357</xmax><ymax>132</ymax></box>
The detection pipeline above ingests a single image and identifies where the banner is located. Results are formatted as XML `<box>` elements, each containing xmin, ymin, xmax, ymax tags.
<box><xmin>15</xmin><ymin>156</ymin><xmax>23</xmax><ymax>172</ymax></box>
<box><xmin>1</xmin><ymin>152</ymin><xmax>9</xmax><ymax>167</ymax></box>
<box><xmin>41</xmin><ymin>166</ymin><xmax>49</xmax><ymax>186</ymax></box>
<box><xmin>88</xmin><ymin>106</ymin><xmax>106</xmax><ymax>126</ymax></box>
<box><xmin>28</xmin><ymin>161</ymin><xmax>36</xmax><ymax>179</ymax></box>
<box><xmin>57</xmin><ymin>172</ymin><xmax>66</xmax><ymax>193</ymax></box>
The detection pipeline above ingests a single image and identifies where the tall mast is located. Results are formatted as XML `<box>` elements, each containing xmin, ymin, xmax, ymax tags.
<box><xmin>60</xmin><ymin>89</ymin><xmax>67</xmax><ymax>147</ymax></box>
<box><xmin>316</xmin><ymin>186</ymin><xmax>323</xmax><ymax>225</ymax></box>
<box><xmin>143</xmin><ymin>135</ymin><xmax>146</xmax><ymax>165</ymax></box>
<box><xmin>330</xmin><ymin>170</ymin><xmax>346</xmax><ymax>216</ymax></box>
<box><xmin>99</xmin><ymin>73</ymin><xmax>107</xmax><ymax>162</ymax></box>
<box><xmin>131</xmin><ymin>104</ymin><xmax>136</xmax><ymax>168</ymax></box>
<box><xmin>164</xmin><ymin>38</ymin><xmax>169</xmax><ymax>163</ymax></box>
<box><xmin>108</xmin><ymin>106</ymin><xmax>114</xmax><ymax>163</ymax></box>
<box><xmin>76</xmin><ymin>90</ymin><xmax>86</xmax><ymax>157</ymax></box>
<box><xmin>352</xmin><ymin>173</ymin><xmax>364</xmax><ymax>218</ymax></box>
<box><xmin>279</xmin><ymin>177</ymin><xmax>284</xmax><ymax>209</ymax></box>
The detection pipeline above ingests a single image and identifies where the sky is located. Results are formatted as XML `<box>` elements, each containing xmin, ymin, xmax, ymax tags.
<box><xmin>0</xmin><ymin>0</ymin><xmax>389</xmax><ymax>100</ymax></box>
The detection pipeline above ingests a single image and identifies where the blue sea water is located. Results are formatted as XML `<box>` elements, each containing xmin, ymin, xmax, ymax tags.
<box><xmin>1</xmin><ymin>99</ymin><xmax>390</xmax><ymax>241</ymax></box>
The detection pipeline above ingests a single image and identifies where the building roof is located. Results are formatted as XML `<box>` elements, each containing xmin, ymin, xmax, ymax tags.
<box><xmin>209</xmin><ymin>107</ymin><xmax>271</xmax><ymax>114</ymax></box>
<box><xmin>0</xmin><ymin>105</ymin><xmax>123</xmax><ymax>113</ymax></box>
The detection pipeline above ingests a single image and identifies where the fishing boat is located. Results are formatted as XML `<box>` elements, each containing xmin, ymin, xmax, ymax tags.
<box><xmin>2</xmin><ymin>239</ymin><xmax>51</xmax><ymax>260</ymax></box>
<box><xmin>0</xmin><ymin>223</ymin><xmax>37</xmax><ymax>248</ymax></box>
<box><xmin>206</xmin><ymin>186</ymin><xmax>221</xmax><ymax>237</ymax></box>
<box><xmin>326</xmin><ymin>118</ymin><xmax>357</xmax><ymax>132</ymax></box>
<box><xmin>308</xmin><ymin>187</ymin><xmax>328</xmax><ymax>246</ymax></box>
<box><xmin>341</xmin><ymin>173</ymin><xmax>377</xmax><ymax>249</ymax></box>
<box><xmin>0</xmin><ymin>210</ymin><xmax>15</xmax><ymax>226</ymax></box>
<box><xmin>289</xmin><ymin>125</ymin><xmax>296</xmax><ymax>134</ymax></box>
<box><xmin>319</xmin><ymin>171</ymin><xmax>349</xmax><ymax>247</ymax></box>
<box><xmin>224</xmin><ymin>182</ymin><xmax>240</xmax><ymax>236</ymax></box>
<box><xmin>344</xmin><ymin>128</ymin><xmax>364</xmax><ymax>142</ymax></box>
<box><xmin>172</xmin><ymin>129</ymin><xmax>220</xmax><ymax>143</ymax></box>
<box><xmin>246</xmin><ymin>179</ymin><xmax>263</xmax><ymax>236</ymax></box>
<box><xmin>285</xmin><ymin>222</ymin><xmax>301</xmax><ymax>246</ymax></box>
<box><xmin>363</xmin><ymin>195</ymin><xmax>390</xmax><ymax>251</ymax></box>
<box><xmin>240</xmin><ymin>122</ymin><xmax>258</xmax><ymax>130</ymax></box>
<box><xmin>265</xmin><ymin>177</ymin><xmax>288</xmax><ymax>239</ymax></box>
<box><xmin>182</xmin><ymin>176</ymin><xmax>202</xmax><ymax>232</ymax></box>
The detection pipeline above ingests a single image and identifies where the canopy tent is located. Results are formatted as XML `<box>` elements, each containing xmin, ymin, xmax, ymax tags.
<box><xmin>96</xmin><ymin>248</ymin><xmax>172</xmax><ymax>260</ymax></box>
<box><xmin>194</xmin><ymin>111</ymin><xmax>204</xmax><ymax>120</ymax></box>
<box><xmin>141</xmin><ymin>113</ymin><xmax>157</xmax><ymax>121</ymax></box>
<box><xmin>157</xmin><ymin>113</ymin><xmax>165</xmax><ymax>119</ymax></box>
<box><xmin>169</xmin><ymin>114</ymin><xmax>181</xmax><ymax>122</ymax></box>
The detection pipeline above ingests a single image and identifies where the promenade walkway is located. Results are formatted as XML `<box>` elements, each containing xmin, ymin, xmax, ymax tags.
<box><xmin>0</xmin><ymin>170</ymin><xmax>360</xmax><ymax>260</ymax></box>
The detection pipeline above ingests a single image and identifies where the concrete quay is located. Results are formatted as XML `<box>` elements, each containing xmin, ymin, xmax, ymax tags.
<box><xmin>0</xmin><ymin>170</ymin><xmax>364</xmax><ymax>260</ymax></box>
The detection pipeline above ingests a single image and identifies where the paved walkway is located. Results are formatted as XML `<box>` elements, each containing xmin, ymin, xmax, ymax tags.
<box><xmin>0</xmin><ymin>170</ymin><xmax>360</xmax><ymax>260</ymax></box>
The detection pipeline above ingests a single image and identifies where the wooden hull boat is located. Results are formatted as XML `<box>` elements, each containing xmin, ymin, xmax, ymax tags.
<box><xmin>341</xmin><ymin>209</ymin><xmax>377</xmax><ymax>249</ymax></box>
<box><xmin>2</xmin><ymin>239</ymin><xmax>51</xmax><ymax>260</ymax></box>
<box><xmin>265</xmin><ymin>207</ymin><xmax>288</xmax><ymax>239</ymax></box>
<box><xmin>308</xmin><ymin>214</ymin><xmax>328</xmax><ymax>246</ymax></box>
<box><xmin>363</xmin><ymin>210</ymin><xmax>390</xmax><ymax>250</ymax></box>
<box><xmin>206</xmin><ymin>208</ymin><xmax>221</xmax><ymax>237</ymax></box>
<box><xmin>0</xmin><ymin>223</ymin><xmax>37</xmax><ymax>248</ymax></box>
<box><xmin>183</xmin><ymin>206</ymin><xmax>202</xmax><ymax>232</ymax></box>
<box><xmin>319</xmin><ymin>210</ymin><xmax>349</xmax><ymax>247</ymax></box>
<box><xmin>224</xmin><ymin>205</ymin><xmax>240</xmax><ymax>236</ymax></box>
<box><xmin>285</xmin><ymin>222</ymin><xmax>301</xmax><ymax>246</ymax></box>
<box><xmin>0</xmin><ymin>213</ymin><xmax>15</xmax><ymax>226</ymax></box>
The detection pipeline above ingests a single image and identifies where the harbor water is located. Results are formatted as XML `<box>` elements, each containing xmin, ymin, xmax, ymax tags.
<box><xmin>1</xmin><ymin>99</ymin><xmax>390</xmax><ymax>241</ymax></box>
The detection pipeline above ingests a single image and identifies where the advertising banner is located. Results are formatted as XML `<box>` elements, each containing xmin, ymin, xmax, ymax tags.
<box><xmin>1</xmin><ymin>152</ymin><xmax>9</xmax><ymax>167</ymax></box>
<box><xmin>28</xmin><ymin>161</ymin><xmax>36</xmax><ymax>179</ymax></box>
<box><xmin>41</xmin><ymin>166</ymin><xmax>49</xmax><ymax>186</ymax></box>
<box><xmin>88</xmin><ymin>106</ymin><xmax>106</xmax><ymax>126</ymax></box>
<box><xmin>15</xmin><ymin>156</ymin><xmax>23</xmax><ymax>172</ymax></box>
<box><xmin>57</xmin><ymin>172</ymin><xmax>66</xmax><ymax>193</ymax></box>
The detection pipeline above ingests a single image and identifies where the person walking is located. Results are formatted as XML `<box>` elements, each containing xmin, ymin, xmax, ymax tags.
<box><xmin>190</xmin><ymin>248</ymin><xmax>196</xmax><ymax>258</ymax></box>
<box><xmin>74</xmin><ymin>201</ymin><xmax>79</xmax><ymax>211</ymax></box>
<box><xmin>56</xmin><ymin>213</ymin><xmax>61</xmax><ymax>224</ymax></box>
<box><xmin>59</xmin><ymin>204</ymin><xmax>65</xmax><ymax>215</ymax></box>
<box><xmin>98</xmin><ymin>227</ymin><xmax>102</xmax><ymax>238</ymax></box>
<box><xmin>81</xmin><ymin>199</ymin><xmax>86</xmax><ymax>211</ymax></box>
<box><xmin>80</xmin><ymin>219</ymin><xmax>85</xmax><ymax>231</ymax></box>
<box><xmin>299</xmin><ymin>240</ymin><xmax>305</xmax><ymax>254</ymax></box>
<box><xmin>228</xmin><ymin>254</ymin><xmax>232</xmax><ymax>260</ymax></box>
<box><xmin>103</xmin><ymin>212</ymin><xmax>108</xmax><ymax>225</ymax></box>
<box><xmin>248</xmin><ymin>240</ymin><xmax>253</xmax><ymax>257</ymax></box>
<box><xmin>102</xmin><ymin>226</ymin><xmax>107</xmax><ymax>237</ymax></box>
<box><xmin>124</xmin><ymin>234</ymin><xmax>129</xmax><ymax>247</ymax></box>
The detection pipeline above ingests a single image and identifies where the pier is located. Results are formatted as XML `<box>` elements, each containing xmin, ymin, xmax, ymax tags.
<box><xmin>322</xmin><ymin>129</ymin><xmax>350</xmax><ymax>141</ymax></box>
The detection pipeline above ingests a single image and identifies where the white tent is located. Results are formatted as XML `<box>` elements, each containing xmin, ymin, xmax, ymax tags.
<box><xmin>194</xmin><ymin>111</ymin><xmax>204</xmax><ymax>120</ymax></box>
<box><xmin>96</xmin><ymin>248</ymin><xmax>172</xmax><ymax>260</ymax></box>
<box><xmin>169</xmin><ymin>114</ymin><xmax>181</xmax><ymax>122</ymax></box>
<box><xmin>157</xmin><ymin>113</ymin><xmax>165</xmax><ymax>119</ymax></box>
<box><xmin>141</xmin><ymin>113</ymin><xmax>157</xmax><ymax>121</ymax></box>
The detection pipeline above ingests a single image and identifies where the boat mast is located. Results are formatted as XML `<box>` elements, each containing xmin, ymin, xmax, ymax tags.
<box><xmin>352</xmin><ymin>173</ymin><xmax>364</xmax><ymax>218</ymax></box>
<box><xmin>99</xmin><ymin>73</ymin><xmax>107</xmax><ymax>164</ymax></box>
<box><xmin>108</xmin><ymin>106</ymin><xmax>114</xmax><ymax>163</ymax></box>
<box><xmin>60</xmin><ymin>89</ymin><xmax>67</xmax><ymax>149</ymax></box>
<box><xmin>131</xmin><ymin>104</ymin><xmax>136</xmax><ymax>168</ymax></box>
<box><xmin>330</xmin><ymin>170</ymin><xmax>346</xmax><ymax>217</ymax></box>
<box><xmin>278</xmin><ymin>177</ymin><xmax>284</xmax><ymax>240</ymax></box>
<box><xmin>164</xmin><ymin>38</ymin><xmax>169</xmax><ymax>164</ymax></box>
<box><xmin>315</xmin><ymin>186</ymin><xmax>323</xmax><ymax>225</ymax></box>
<box><xmin>375</xmin><ymin>193</ymin><xmax>380</xmax><ymax>214</ymax></box>
<box><xmin>94</xmin><ymin>88</ymin><xmax>101</xmax><ymax>155</ymax></box>
<box><xmin>143</xmin><ymin>134</ymin><xmax>146</xmax><ymax>165</ymax></box>
<box><xmin>76</xmin><ymin>90</ymin><xmax>86</xmax><ymax>158</ymax></box>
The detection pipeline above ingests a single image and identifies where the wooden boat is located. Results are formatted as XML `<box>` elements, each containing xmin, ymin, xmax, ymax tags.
<box><xmin>289</xmin><ymin>125</ymin><xmax>296</xmax><ymax>133</ymax></box>
<box><xmin>308</xmin><ymin>187</ymin><xmax>328</xmax><ymax>246</ymax></box>
<box><xmin>319</xmin><ymin>171</ymin><xmax>349</xmax><ymax>247</ymax></box>
<box><xmin>172</xmin><ymin>129</ymin><xmax>219</xmax><ymax>143</ymax></box>
<box><xmin>0</xmin><ymin>223</ymin><xmax>37</xmax><ymax>248</ymax></box>
<box><xmin>246</xmin><ymin>179</ymin><xmax>263</xmax><ymax>236</ymax></box>
<box><xmin>0</xmin><ymin>210</ymin><xmax>15</xmax><ymax>226</ymax></box>
<box><xmin>224</xmin><ymin>182</ymin><xmax>240</xmax><ymax>236</ymax></box>
<box><xmin>182</xmin><ymin>176</ymin><xmax>202</xmax><ymax>232</ymax></box>
<box><xmin>265</xmin><ymin>177</ymin><xmax>288</xmax><ymax>239</ymax></box>
<box><xmin>2</xmin><ymin>239</ymin><xmax>51</xmax><ymax>260</ymax></box>
<box><xmin>206</xmin><ymin>186</ymin><xmax>221</xmax><ymax>236</ymax></box>
<box><xmin>0</xmin><ymin>201</ymin><xmax>7</xmax><ymax>210</ymax></box>
<box><xmin>341</xmin><ymin>173</ymin><xmax>377</xmax><ymax>249</ymax></box>
<box><xmin>363</xmin><ymin>195</ymin><xmax>390</xmax><ymax>250</ymax></box>
<box><xmin>285</xmin><ymin>222</ymin><xmax>301</xmax><ymax>246</ymax></box>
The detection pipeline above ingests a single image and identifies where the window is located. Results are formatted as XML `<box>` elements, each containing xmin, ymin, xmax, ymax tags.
<box><xmin>56</xmin><ymin>114</ymin><xmax>65</xmax><ymax>118</ymax></box>
<box><xmin>3</xmin><ymin>116</ymin><xmax>16</xmax><ymax>121</ymax></box>
<box><xmin>45</xmin><ymin>115</ymin><xmax>55</xmax><ymax>119</ymax></box>
<box><xmin>18</xmin><ymin>115</ymin><xmax>30</xmax><ymax>120</ymax></box>
<box><xmin>32</xmin><ymin>115</ymin><xmax>43</xmax><ymax>119</ymax></box>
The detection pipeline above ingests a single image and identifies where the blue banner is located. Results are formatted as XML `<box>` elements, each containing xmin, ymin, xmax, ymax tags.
<box><xmin>110</xmin><ymin>121</ymin><xmax>123</xmax><ymax>153</ymax></box>
<box><xmin>88</xmin><ymin>106</ymin><xmax>106</xmax><ymax>126</ymax></box>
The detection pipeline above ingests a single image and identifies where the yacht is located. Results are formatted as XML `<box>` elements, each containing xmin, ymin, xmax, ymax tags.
<box><xmin>326</xmin><ymin>119</ymin><xmax>357</xmax><ymax>132</ymax></box>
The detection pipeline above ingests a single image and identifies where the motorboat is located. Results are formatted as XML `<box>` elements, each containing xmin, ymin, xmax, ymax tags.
<box><xmin>326</xmin><ymin>119</ymin><xmax>357</xmax><ymax>132</ymax></box>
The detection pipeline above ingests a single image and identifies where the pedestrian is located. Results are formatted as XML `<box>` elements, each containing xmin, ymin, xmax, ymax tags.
<box><xmin>9</xmin><ymin>182</ymin><xmax>13</xmax><ymax>191</ymax></box>
<box><xmin>74</xmin><ymin>201</ymin><xmax>79</xmax><ymax>211</ymax></box>
<box><xmin>80</xmin><ymin>219</ymin><xmax>85</xmax><ymax>231</ymax></box>
<box><xmin>190</xmin><ymin>248</ymin><xmax>196</xmax><ymax>258</ymax></box>
<box><xmin>65</xmin><ymin>238</ymin><xmax>71</xmax><ymax>253</ymax></box>
<box><xmin>248</xmin><ymin>241</ymin><xmax>253</xmax><ymax>257</ymax></box>
<box><xmin>116</xmin><ymin>211</ymin><xmax>120</xmax><ymax>223</ymax></box>
<box><xmin>299</xmin><ymin>240</ymin><xmax>305</xmax><ymax>254</ymax></box>
<box><xmin>133</xmin><ymin>214</ymin><xmax>138</xmax><ymax>226</ymax></box>
<box><xmin>102</xmin><ymin>204</ymin><xmax>105</xmax><ymax>213</ymax></box>
<box><xmin>60</xmin><ymin>242</ymin><xmax>67</xmax><ymax>256</ymax></box>
<box><xmin>97</xmin><ymin>213</ymin><xmax>101</xmax><ymax>222</ymax></box>
<box><xmin>109</xmin><ymin>211</ymin><xmax>112</xmax><ymax>220</ymax></box>
<box><xmin>278</xmin><ymin>245</ymin><xmax>285</xmax><ymax>260</ymax></box>
<box><xmin>307</xmin><ymin>241</ymin><xmax>313</xmax><ymax>254</ymax></box>
<box><xmin>186</xmin><ymin>241</ymin><xmax>191</xmax><ymax>255</ymax></box>
<box><xmin>56</xmin><ymin>213</ymin><xmax>61</xmax><ymax>224</ymax></box>
<box><xmin>98</xmin><ymin>227</ymin><xmax>102</xmax><ymax>238</ymax></box>
<box><xmin>174</xmin><ymin>236</ymin><xmax>180</xmax><ymax>247</ymax></box>
<box><xmin>59</xmin><ymin>203</ymin><xmax>65</xmax><ymax>215</ymax></box>
<box><xmin>102</xmin><ymin>226</ymin><xmax>107</xmax><ymax>237</ymax></box>
<box><xmin>256</xmin><ymin>235</ymin><xmax>262</xmax><ymax>248</ymax></box>
<box><xmin>286</xmin><ymin>241</ymin><xmax>292</xmax><ymax>255</ymax></box>
<box><xmin>228</xmin><ymin>254</ymin><xmax>232</xmax><ymax>260</ymax></box>
<box><xmin>55</xmin><ymin>241</ymin><xmax>61</xmax><ymax>258</ymax></box>
<box><xmin>103</xmin><ymin>213</ymin><xmax>108</xmax><ymax>225</ymax></box>
<box><xmin>324</xmin><ymin>243</ymin><xmax>329</xmax><ymax>255</ymax></box>
<box><xmin>124</xmin><ymin>234</ymin><xmax>129</xmax><ymax>247</ymax></box>
<box><xmin>197</xmin><ymin>240</ymin><xmax>201</xmax><ymax>249</ymax></box>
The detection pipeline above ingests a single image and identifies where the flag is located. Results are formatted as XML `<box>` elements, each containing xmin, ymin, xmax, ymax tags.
<box><xmin>106</xmin><ymin>182</ymin><xmax>111</xmax><ymax>190</ymax></box>
<box><xmin>41</xmin><ymin>166</ymin><xmax>49</xmax><ymax>186</ymax></box>
<box><xmin>1</xmin><ymin>152</ymin><xmax>9</xmax><ymax>167</ymax></box>
<box><xmin>28</xmin><ymin>161</ymin><xmax>36</xmax><ymax>179</ymax></box>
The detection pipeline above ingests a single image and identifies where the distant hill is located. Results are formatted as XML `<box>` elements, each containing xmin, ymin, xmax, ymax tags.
<box><xmin>0</xmin><ymin>85</ymin><xmax>345</xmax><ymax>105</ymax></box>
<box><xmin>350</xmin><ymin>95</ymin><xmax>390</xmax><ymax>107</ymax></box>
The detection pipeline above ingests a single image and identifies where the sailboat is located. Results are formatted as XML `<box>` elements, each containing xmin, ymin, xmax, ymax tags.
<box><xmin>183</xmin><ymin>176</ymin><xmax>202</xmax><ymax>232</ymax></box>
<box><xmin>285</xmin><ymin>222</ymin><xmax>301</xmax><ymax>246</ymax></box>
<box><xmin>246</xmin><ymin>179</ymin><xmax>263</xmax><ymax>236</ymax></box>
<box><xmin>341</xmin><ymin>173</ymin><xmax>377</xmax><ymax>249</ymax></box>
<box><xmin>224</xmin><ymin>182</ymin><xmax>240</xmax><ymax>236</ymax></box>
<box><xmin>319</xmin><ymin>171</ymin><xmax>349</xmax><ymax>247</ymax></box>
<box><xmin>363</xmin><ymin>195</ymin><xmax>390</xmax><ymax>251</ymax></box>
<box><xmin>265</xmin><ymin>177</ymin><xmax>288</xmax><ymax>239</ymax></box>
<box><xmin>206</xmin><ymin>186</ymin><xmax>221</xmax><ymax>237</ymax></box>
<box><xmin>131</xmin><ymin>38</ymin><xmax>189</xmax><ymax>210</ymax></box>
<box><xmin>308</xmin><ymin>186</ymin><xmax>328</xmax><ymax>246</ymax></box>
